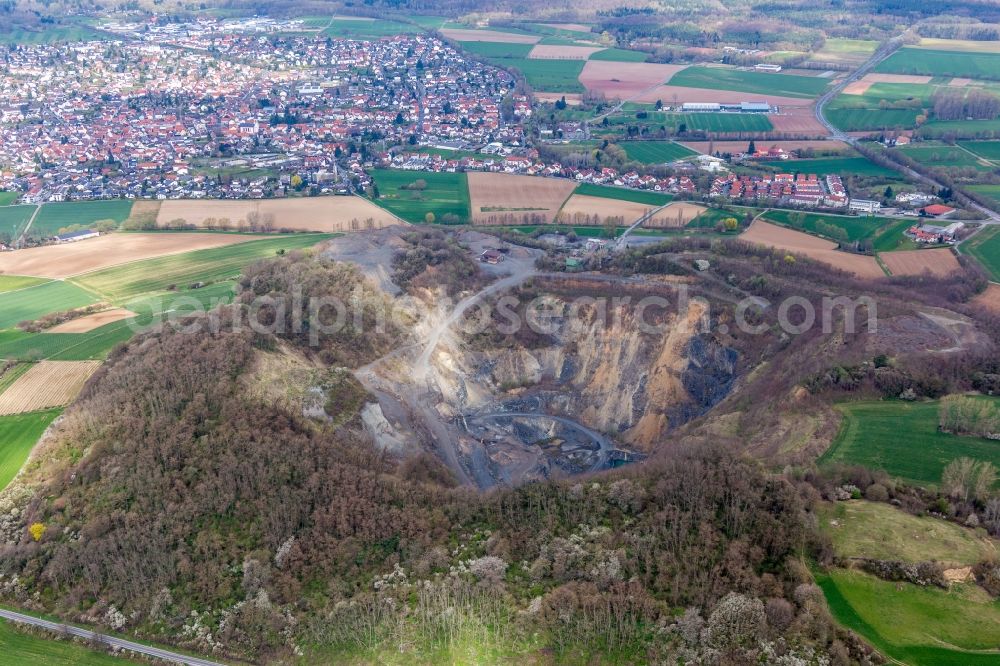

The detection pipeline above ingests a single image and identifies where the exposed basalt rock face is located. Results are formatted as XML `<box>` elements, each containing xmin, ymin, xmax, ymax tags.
<box><xmin>437</xmin><ymin>299</ymin><xmax>739</xmax><ymax>453</ymax></box>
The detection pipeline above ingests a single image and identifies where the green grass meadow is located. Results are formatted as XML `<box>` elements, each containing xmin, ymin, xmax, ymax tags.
<box><xmin>785</xmin><ymin>156</ymin><xmax>900</xmax><ymax>178</ymax></box>
<box><xmin>29</xmin><ymin>200</ymin><xmax>133</xmax><ymax>238</ymax></box>
<box><xmin>0</xmin><ymin>281</ymin><xmax>99</xmax><ymax>329</ymax></box>
<box><xmin>960</xmin><ymin>141</ymin><xmax>1000</xmax><ymax>162</ymax></box>
<box><xmin>0</xmin><ymin>192</ymin><xmax>20</xmax><ymax>206</ymax></box>
<box><xmin>963</xmin><ymin>223</ymin><xmax>1000</xmax><ymax>282</ymax></box>
<box><xmin>875</xmin><ymin>47</ymin><xmax>1000</xmax><ymax>80</ymax></box>
<box><xmin>819</xmin><ymin>398</ymin><xmax>1000</xmax><ymax>487</ymax></box>
<box><xmin>0</xmin><ymin>205</ymin><xmax>37</xmax><ymax>241</ymax></box>
<box><xmin>666</xmin><ymin>66</ymin><xmax>830</xmax><ymax>98</ymax></box>
<box><xmin>0</xmin><ymin>276</ymin><xmax>49</xmax><ymax>294</ymax></box>
<box><xmin>0</xmin><ymin>409</ymin><xmax>62</xmax><ymax>491</ymax></box>
<box><xmin>0</xmin><ymin>618</ymin><xmax>137</xmax><ymax>664</ymax></box>
<box><xmin>762</xmin><ymin>209</ymin><xmax>891</xmax><ymax>243</ymax></box>
<box><xmin>574</xmin><ymin>182</ymin><xmax>673</xmax><ymax>206</ymax></box>
<box><xmin>619</xmin><ymin>141</ymin><xmax>698</xmax><ymax>164</ymax></box>
<box><xmin>371</xmin><ymin>170</ymin><xmax>471</xmax><ymax>223</ymax></box>
<box><xmin>602</xmin><ymin>112</ymin><xmax>773</xmax><ymax>134</ymax></box>
<box><xmin>71</xmin><ymin>234</ymin><xmax>332</xmax><ymax>301</ymax></box>
<box><xmin>817</xmin><ymin>569</ymin><xmax>1000</xmax><ymax>666</ymax></box>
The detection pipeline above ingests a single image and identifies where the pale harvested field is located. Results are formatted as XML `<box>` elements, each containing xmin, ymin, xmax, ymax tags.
<box><xmin>880</xmin><ymin>248</ymin><xmax>962</xmax><ymax>277</ymax></box>
<box><xmin>635</xmin><ymin>85</ymin><xmax>811</xmax><ymax>107</ymax></box>
<box><xmin>125</xmin><ymin>200</ymin><xmax>162</xmax><ymax>225</ymax></box>
<box><xmin>528</xmin><ymin>44</ymin><xmax>604</xmax><ymax>60</ymax></box>
<box><xmin>542</xmin><ymin>23</ymin><xmax>593</xmax><ymax>33</ymax></box>
<box><xmin>681</xmin><ymin>139</ymin><xmax>849</xmax><ymax>154</ymax></box>
<box><xmin>49</xmin><ymin>308</ymin><xmax>136</xmax><ymax>333</ymax></box>
<box><xmin>0</xmin><ymin>360</ymin><xmax>101</xmax><ymax>415</ymax></box>
<box><xmin>645</xmin><ymin>202</ymin><xmax>707</xmax><ymax>228</ymax></box>
<box><xmin>949</xmin><ymin>78</ymin><xmax>973</xmax><ymax>87</ymax></box>
<box><xmin>558</xmin><ymin>194</ymin><xmax>653</xmax><ymax>224</ymax></box>
<box><xmin>535</xmin><ymin>92</ymin><xmax>584</xmax><ymax>105</ymax></box>
<box><xmin>157</xmin><ymin>196</ymin><xmax>398</xmax><ymax>232</ymax></box>
<box><xmin>0</xmin><ymin>233</ymin><xmax>260</xmax><ymax>279</ymax></box>
<box><xmin>440</xmin><ymin>28</ymin><xmax>540</xmax><ymax>44</ymax></box>
<box><xmin>916</xmin><ymin>38</ymin><xmax>1000</xmax><ymax>53</ymax></box>
<box><xmin>467</xmin><ymin>173</ymin><xmax>576</xmax><ymax>224</ymax></box>
<box><xmin>843</xmin><ymin>73</ymin><xmax>933</xmax><ymax>95</ymax></box>
<box><xmin>768</xmin><ymin>112</ymin><xmax>829</xmax><ymax>136</ymax></box>
<box><xmin>742</xmin><ymin>221</ymin><xmax>884</xmax><ymax>278</ymax></box>
<box><xmin>579</xmin><ymin>61</ymin><xmax>686</xmax><ymax>99</ymax></box>
<box><xmin>973</xmin><ymin>284</ymin><xmax>1000</xmax><ymax>313</ymax></box>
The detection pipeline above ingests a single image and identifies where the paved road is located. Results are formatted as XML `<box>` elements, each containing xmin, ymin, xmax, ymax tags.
<box><xmin>814</xmin><ymin>37</ymin><xmax>1000</xmax><ymax>225</ymax></box>
<box><xmin>0</xmin><ymin>608</ymin><xmax>224</xmax><ymax>666</ymax></box>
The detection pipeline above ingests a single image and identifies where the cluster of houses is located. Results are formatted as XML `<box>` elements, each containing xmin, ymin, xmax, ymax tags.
<box><xmin>906</xmin><ymin>221</ymin><xmax>964</xmax><ymax>244</ymax></box>
<box><xmin>376</xmin><ymin>150</ymin><xmax>698</xmax><ymax>195</ymax></box>
<box><xmin>0</xmin><ymin>26</ymin><xmax>519</xmax><ymax>203</ymax></box>
<box><xmin>709</xmin><ymin>173</ymin><xmax>848</xmax><ymax>208</ymax></box>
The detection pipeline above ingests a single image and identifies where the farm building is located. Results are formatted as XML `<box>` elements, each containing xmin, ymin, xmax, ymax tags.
<box><xmin>848</xmin><ymin>199</ymin><xmax>881</xmax><ymax>214</ymax></box>
<box><xmin>754</xmin><ymin>64</ymin><xmax>782</xmax><ymax>72</ymax></box>
<box><xmin>54</xmin><ymin>229</ymin><xmax>99</xmax><ymax>243</ymax></box>
<box><xmin>920</xmin><ymin>204</ymin><xmax>956</xmax><ymax>218</ymax></box>
<box><xmin>682</xmin><ymin>102</ymin><xmax>720</xmax><ymax>112</ymax></box>
<box><xmin>906</xmin><ymin>221</ymin><xmax>964</xmax><ymax>244</ymax></box>
<box><xmin>480</xmin><ymin>249</ymin><xmax>505</xmax><ymax>264</ymax></box>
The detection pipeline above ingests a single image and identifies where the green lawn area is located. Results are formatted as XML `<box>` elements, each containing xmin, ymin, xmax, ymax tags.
<box><xmin>959</xmin><ymin>141</ymin><xmax>1000</xmax><ymax>162</ymax></box>
<box><xmin>817</xmin><ymin>569</ymin><xmax>1000</xmax><ymax>666</ymax></box>
<box><xmin>921</xmin><ymin>118</ymin><xmax>1000</xmax><ymax>139</ymax></box>
<box><xmin>0</xmin><ymin>281</ymin><xmax>99</xmax><ymax>330</ymax></box>
<box><xmin>459</xmin><ymin>41</ymin><xmax>534</xmax><ymax>59</ymax></box>
<box><xmin>782</xmin><ymin>155</ymin><xmax>900</xmax><ymax>179</ymax></box>
<box><xmin>762</xmin><ymin>209</ymin><xmax>890</xmax><ymax>242</ymax></box>
<box><xmin>28</xmin><ymin>200</ymin><xmax>133</xmax><ymax>239</ymax></box>
<box><xmin>666</xmin><ymin>66</ymin><xmax>829</xmax><ymax>98</ymax></box>
<box><xmin>0</xmin><ymin>617</ymin><xmax>137</xmax><ymax>664</ymax></box>
<box><xmin>0</xmin><ymin>23</ymin><xmax>107</xmax><ymax>45</ymax></box>
<box><xmin>875</xmin><ymin>47</ymin><xmax>1000</xmax><ymax>81</ymax></box>
<box><xmin>0</xmin><ymin>409</ymin><xmax>62</xmax><ymax>491</ymax></box>
<box><xmin>71</xmin><ymin>235</ymin><xmax>331</xmax><ymax>302</ymax></box>
<box><xmin>818</xmin><ymin>500</ymin><xmax>996</xmax><ymax>565</ymax></box>
<box><xmin>590</xmin><ymin>48</ymin><xmax>647</xmax><ymax>62</ymax></box>
<box><xmin>0</xmin><ymin>205</ymin><xmax>36</xmax><ymax>242</ymax></box>
<box><xmin>574</xmin><ymin>182</ymin><xmax>673</xmax><ymax>206</ymax></box>
<box><xmin>897</xmin><ymin>144</ymin><xmax>993</xmax><ymax>170</ymax></box>
<box><xmin>963</xmin><ymin>223</ymin><xmax>1000</xmax><ymax>282</ymax></box>
<box><xmin>321</xmin><ymin>18</ymin><xmax>420</xmax><ymax>39</ymax></box>
<box><xmin>0</xmin><ymin>276</ymin><xmax>49</xmax><ymax>294</ymax></box>
<box><xmin>370</xmin><ymin>169</ymin><xmax>471</xmax><ymax>223</ymax></box>
<box><xmin>819</xmin><ymin>398</ymin><xmax>1000</xmax><ymax>487</ymax></box>
<box><xmin>619</xmin><ymin>141</ymin><xmax>698</xmax><ymax>164</ymax></box>
<box><xmin>0</xmin><ymin>192</ymin><xmax>19</xmax><ymax>206</ymax></box>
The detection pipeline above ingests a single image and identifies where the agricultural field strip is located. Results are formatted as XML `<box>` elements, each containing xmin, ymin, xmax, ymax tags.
<box><xmin>0</xmin><ymin>360</ymin><xmax>101</xmax><ymax>415</ymax></box>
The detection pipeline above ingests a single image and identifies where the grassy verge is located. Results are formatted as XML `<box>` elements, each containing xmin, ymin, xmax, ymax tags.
<box><xmin>0</xmin><ymin>409</ymin><xmax>62</xmax><ymax>490</ymax></box>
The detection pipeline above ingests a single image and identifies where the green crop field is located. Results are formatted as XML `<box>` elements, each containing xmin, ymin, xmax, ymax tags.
<box><xmin>870</xmin><ymin>218</ymin><xmax>918</xmax><ymax>253</ymax></box>
<box><xmin>896</xmin><ymin>144</ymin><xmax>992</xmax><ymax>170</ymax></box>
<box><xmin>876</xmin><ymin>47</ymin><xmax>1000</xmax><ymax>81</ymax></box>
<box><xmin>0</xmin><ymin>192</ymin><xmax>19</xmax><ymax>206</ymax></box>
<box><xmin>501</xmin><ymin>58</ymin><xmax>586</xmax><ymax>92</ymax></box>
<box><xmin>762</xmin><ymin>209</ymin><xmax>890</xmax><ymax>242</ymax></box>
<box><xmin>817</xmin><ymin>569</ymin><xmax>1000</xmax><ymax>666</ymax></box>
<box><xmin>0</xmin><ymin>205</ymin><xmax>36</xmax><ymax>241</ymax></box>
<box><xmin>921</xmin><ymin>118</ymin><xmax>1000</xmax><ymax>139</ymax></box>
<box><xmin>574</xmin><ymin>183</ymin><xmax>673</xmax><ymax>206</ymax></box>
<box><xmin>826</xmin><ymin>107</ymin><xmax>921</xmax><ymax>132</ymax></box>
<box><xmin>459</xmin><ymin>41</ymin><xmax>534</xmax><ymax>59</ymax></box>
<box><xmin>963</xmin><ymin>223</ymin><xmax>1000</xmax><ymax>281</ymax></box>
<box><xmin>818</xmin><ymin>500</ymin><xmax>996</xmax><ymax>565</ymax></box>
<box><xmin>0</xmin><ymin>617</ymin><xmax>136</xmax><ymax>664</ymax></box>
<box><xmin>0</xmin><ymin>276</ymin><xmax>48</xmax><ymax>294</ymax></box>
<box><xmin>71</xmin><ymin>235</ymin><xmax>332</xmax><ymax>302</ymax></box>
<box><xmin>0</xmin><ymin>23</ymin><xmax>106</xmax><ymax>45</ymax></box>
<box><xmin>811</xmin><ymin>38</ymin><xmax>878</xmax><ymax>64</ymax></box>
<box><xmin>602</xmin><ymin>112</ymin><xmax>772</xmax><ymax>133</ymax></box>
<box><xmin>0</xmin><ymin>281</ymin><xmax>99</xmax><ymax>330</ymax></box>
<box><xmin>619</xmin><ymin>141</ymin><xmax>697</xmax><ymax>164</ymax></box>
<box><xmin>784</xmin><ymin>156</ymin><xmax>899</xmax><ymax>178</ymax></box>
<box><xmin>666</xmin><ymin>66</ymin><xmax>829</xmax><ymax>98</ymax></box>
<box><xmin>28</xmin><ymin>200</ymin><xmax>133</xmax><ymax>239</ymax></box>
<box><xmin>321</xmin><ymin>18</ymin><xmax>420</xmax><ymax>39</ymax></box>
<box><xmin>960</xmin><ymin>141</ymin><xmax>1000</xmax><ymax>162</ymax></box>
<box><xmin>370</xmin><ymin>170</ymin><xmax>471</xmax><ymax>223</ymax></box>
<box><xmin>590</xmin><ymin>48</ymin><xmax>647</xmax><ymax>62</ymax></box>
<box><xmin>0</xmin><ymin>408</ymin><xmax>62</xmax><ymax>490</ymax></box>
<box><xmin>820</xmin><ymin>398</ymin><xmax>1000</xmax><ymax>487</ymax></box>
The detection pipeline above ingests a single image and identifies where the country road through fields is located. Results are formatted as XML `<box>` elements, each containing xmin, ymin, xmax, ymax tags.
<box><xmin>0</xmin><ymin>608</ymin><xmax>225</xmax><ymax>666</ymax></box>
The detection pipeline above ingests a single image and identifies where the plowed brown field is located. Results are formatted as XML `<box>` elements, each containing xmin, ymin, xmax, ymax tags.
<box><xmin>157</xmin><ymin>196</ymin><xmax>398</xmax><ymax>232</ymax></box>
<box><xmin>741</xmin><ymin>221</ymin><xmax>884</xmax><ymax>278</ymax></box>
<box><xmin>880</xmin><ymin>248</ymin><xmax>962</xmax><ymax>277</ymax></box>
<box><xmin>0</xmin><ymin>360</ymin><xmax>101</xmax><ymax>415</ymax></box>
<box><xmin>467</xmin><ymin>173</ymin><xmax>576</xmax><ymax>224</ymax></box>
